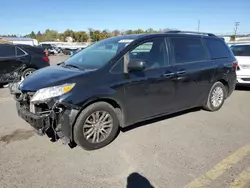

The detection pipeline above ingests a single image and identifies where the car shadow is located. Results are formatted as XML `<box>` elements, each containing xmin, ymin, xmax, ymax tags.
<box><xmin>122</xmin><ymin>107</ymin><xmax>201</xmax><ymax>133</ymax></box>
<box><xmin>127</xmin><ymin>172</ymin><xmax>154</xmax><ymax>188</ymax></box>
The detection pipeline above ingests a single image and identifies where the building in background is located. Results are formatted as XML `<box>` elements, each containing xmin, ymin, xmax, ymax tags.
<box><xmin>0</xmin><ymin>37</ymin><xmax>38</xmax><ymax>46</ymax></box>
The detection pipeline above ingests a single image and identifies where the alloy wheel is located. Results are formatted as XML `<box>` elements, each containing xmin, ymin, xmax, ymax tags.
<box><xmin>211</xmin><ymin>86</ymin><xmax>224</xmax><ymax>108</ymax></box>
<box><xmin>83</xmin><ymin>111</ymin><xmax>113</xmax><ymax>143</ymax></box>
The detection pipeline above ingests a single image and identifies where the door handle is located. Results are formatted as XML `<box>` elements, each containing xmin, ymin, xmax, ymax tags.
<box><xmin>163</xmin><ymin>72</ymin><xmax>175</xmax><ymax>77</ymax></box>
<box><xmin>177</xmin><ymin>70</ymin><xmax>186</xmax><ymax>75</ymax></box>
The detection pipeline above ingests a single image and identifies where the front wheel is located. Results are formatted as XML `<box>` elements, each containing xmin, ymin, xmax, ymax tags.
<box><xmin>73</xmin><ymin>102</ymin><xmax>120</xmax><ymax>150</ymax></box>
<box><xmin>203</xmin><ymin>81</ymin><xmax>227</xmax><ymax>111</ymax></box>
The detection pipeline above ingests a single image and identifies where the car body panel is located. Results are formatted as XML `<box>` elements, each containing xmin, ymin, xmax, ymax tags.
<box><xmin>0</xmin><ymin>57</ymin><xmax>27</xmax><ymax>83</ymax></box>
<box><xmin>172</xmin><ymin>60</ymin><xmax>216</xmax><ymax>109</ymax></box>
<box><xmin>19</xmin><ymin>65</ymin><xmax>96</xmax><ymax>91</ymax></box>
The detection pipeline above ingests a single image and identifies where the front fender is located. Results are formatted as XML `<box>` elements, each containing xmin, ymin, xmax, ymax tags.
<box><xmin>59</xmin><ymin>87</ymin><xmax>126</xmax><ymax>142</ymax></box>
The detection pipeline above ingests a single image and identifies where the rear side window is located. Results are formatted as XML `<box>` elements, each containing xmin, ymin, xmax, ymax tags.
<box><xmin>0</xmin><ymin>44</ymin><xmax>16</xmax><ymax>57</ymax></box>
<box><xmin>170</xmin><ymin>37</ymin><xmax>206</xmax><ymax>64</ymax></box>
<box><xmin>21</xmin><ymin>46</ymin><xmax>45</xmax><ymax>55</ymax></box>
<box><xmin>204</xmin><ymin>38</ymin><xmax>231</xmax><ymax>59</ymax></box>
<box><xmin>16</xmin><ymin>47</ymin><xmax>26</xmax><ymax>56</ymax></box>
<box><xmin>230</xmin><ymin>45</ymin><xmax>250</xmax><ymax>56</ymax></box>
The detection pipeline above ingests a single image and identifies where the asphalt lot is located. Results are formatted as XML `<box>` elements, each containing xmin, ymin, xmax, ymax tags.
<box><xmin>0</xmin><ymin>55</ymin><xmax>250</xmax><ymax>188</ymax></box>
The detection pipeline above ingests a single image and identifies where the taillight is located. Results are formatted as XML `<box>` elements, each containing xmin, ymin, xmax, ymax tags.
<box><xmin>43</xmin><ymin>56</ymin><xmax>50</xmax><ymax>63</ymax></box>
<box><xmin>232</xmin><ymin>60</ymin><xmax>240</xmax><ymax>70</ymax></box>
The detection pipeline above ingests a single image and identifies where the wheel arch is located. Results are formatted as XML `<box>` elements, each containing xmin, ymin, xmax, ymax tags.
<box><xmin>71</xmin><ymin>96</ymin><xmax>125</xmax><ymax>136</ymax></box>
<box><xmin>21</xmin><ymin>67</ymin><xmax>37</xmax><ymax>78</ymax></box>
<box><xmin>216</xmin><ymin>79</ymin><xmax>229</xmax><ymax>98</ymax></box>
<box><xmin>68</xmin><ymin>97</ymin><xmax>125</xmax><ymax>144</ymax></box>
<box><xmin>81</xmin><ymin>97</ymin><xmax>125</xmax><ymax>125</ymax></box>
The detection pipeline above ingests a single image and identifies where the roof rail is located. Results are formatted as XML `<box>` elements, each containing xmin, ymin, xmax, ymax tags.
<box><xmin>165</xmin><ymin>30</ymin><xmax>216</xmax><ymax>37</ymax></box>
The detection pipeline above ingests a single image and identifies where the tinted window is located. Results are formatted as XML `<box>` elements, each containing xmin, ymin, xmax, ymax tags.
<box><xmin>204</xmin><ymin>38</ymin><xmax>230</xmax><ymax>59</ymax></box>
<box><xmin>230</xmin><ymin>45</ymin><xmax>250</xmax><ymax>56</ymax></box>
<box><xmin>0</xmin><ymin>44</ymin><xmax>16</xmax><ymax>57</ymax></box>
<box><xmin>170</xmin><ymin>38</ymin><xmax>206</xmax><ymax>64</ymax></box>
<box><xmin>16</xmin><ymin>47</ymin><xmax>26</xmax><ymax>56</ymax></box>
<box><xmin>42</xmin><ymin>44</ymin><xmax>52</xmax><ymax>49</ymax></box>
<box><xmin>129</xmin><ymin>38</ymin><xmax>168</xmax><ymax>69</ymax></box>
<box><xmin>21</xmin><ymin>46</ymin><xmax>45</xmax><ymax>55</ymax></box>
<box><xmin>110</xmin><ymin>57</ymin><xmax>124</xmax><ymax>73</ymax></box>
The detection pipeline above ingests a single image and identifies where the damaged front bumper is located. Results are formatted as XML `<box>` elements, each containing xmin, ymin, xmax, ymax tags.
<box><xmin>16</xmin><ymin>98</ymin><xmax>80</xmax><ymax>148</ymax></box>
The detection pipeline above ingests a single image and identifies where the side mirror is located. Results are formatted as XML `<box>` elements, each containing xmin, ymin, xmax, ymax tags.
<box><xmin>127</xmin><ymin>59</ymin><xmax>146</xmax><ymax>71</ymax></box>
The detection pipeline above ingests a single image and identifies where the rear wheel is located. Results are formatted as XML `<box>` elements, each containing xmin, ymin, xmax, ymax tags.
<box><xmin>73</xmin><ymin>102</ymin><xmax>120</xmax><ymax>150</ymax></box>
<box><xmin>22</xmin><ymin>68</ymin><xmax>36</xmax><ymax>79</ymax></box>
<box><xmin>203</xmin><ymin>81</ymin><xmax>227</xmax><ymax>111</ymax></box>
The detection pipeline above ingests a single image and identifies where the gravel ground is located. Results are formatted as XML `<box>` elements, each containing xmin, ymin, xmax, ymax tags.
<box><xmin>0</xmin><ymin>55</ymin><xmax>250</xmax><ymax>188</ymax></box>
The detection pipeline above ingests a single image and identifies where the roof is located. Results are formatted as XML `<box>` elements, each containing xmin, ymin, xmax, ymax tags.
<box><xmin>0</xmin><ymin>37</ymin><xmax>34</xmax><ymax>41</ymax></box>
<box><xmin>116</xmin><ymin>33</ymin><xmax>219</xmax><ymax>41</ymax></box>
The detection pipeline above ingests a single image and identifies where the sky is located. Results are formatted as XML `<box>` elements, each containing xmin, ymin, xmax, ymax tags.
<box><xmin>0</xmin><ymin>0</ymin><xmax>249</xmax><ymax>36</ymax></box>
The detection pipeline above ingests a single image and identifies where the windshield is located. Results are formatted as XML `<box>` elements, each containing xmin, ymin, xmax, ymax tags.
<box><xmin>230</xmin><ymin>45</ymin><xmax>250</xmax><ymax>56</ymax></box>
<box><xmin>64</xmin><ymin>36</ymin><xmax>136</xmax><ymax>69</ymax></box>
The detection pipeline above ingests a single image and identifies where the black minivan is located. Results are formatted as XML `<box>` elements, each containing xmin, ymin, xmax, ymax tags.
<box><xmin>11</xmin><ymin>31</ymin><xmax>237</xmax><ymax>150</ymax></box>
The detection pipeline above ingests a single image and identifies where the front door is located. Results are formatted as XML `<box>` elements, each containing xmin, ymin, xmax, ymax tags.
<box><xmin>122</xmin><ymin>37</ymin><xmax>176</xmax><ymax>124</ymax></box>
<box><xmin>169</xmin><ymin>37</ymin><xmax>215</xmax><ymax>110</ymax></box>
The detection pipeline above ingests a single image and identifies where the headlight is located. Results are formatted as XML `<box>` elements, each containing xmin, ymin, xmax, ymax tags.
<box><xmin>31</xmin><ymin>83</ymin><xmax>75</xmax><ymax>103</ymax></box>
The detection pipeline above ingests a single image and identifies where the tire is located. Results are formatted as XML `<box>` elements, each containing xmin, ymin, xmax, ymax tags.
<box><xmin>22</xmin><ymin>68</ymin><xmax>36</xmax><ymax>79</ymax></box>
<box><xmin>203</xmin><ymin>81</ymin><xmax>227</xmax><ymax>112</ymax></box>
<box><xmin>0</xmin><ymin>83</ymin><xmax>8</xmax><ymax>88</ymax></box>
<box><xmin>73</xmin><ymin>102</ymin><xmax>120</xmax><ymax>150</ymax></box>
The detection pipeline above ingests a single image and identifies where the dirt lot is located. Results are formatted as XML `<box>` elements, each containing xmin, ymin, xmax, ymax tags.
<box><xmin>0</xmin><ymin>55</ymin><xmax>250</xmax><ymax>188</ymax></box>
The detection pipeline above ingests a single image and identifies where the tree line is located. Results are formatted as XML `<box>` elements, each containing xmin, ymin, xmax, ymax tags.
<box><xmin>2</xmin><ymin>28</ymin><xmax>250</xmax><ymax>43</ymax></box>
<box><xmin>24</xmin><ymin>28</ymin><xmax>170</xmax><ymax>42</ymax></box>
<box><xmin>2</xmin><ymin>29</ymin><xmax>250</xmax><ymax>43</ymax></box>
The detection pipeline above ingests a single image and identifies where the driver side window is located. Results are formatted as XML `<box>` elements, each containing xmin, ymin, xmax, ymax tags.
<box><xmin>129</xmin><ymin>38</ymin><xmax>168</xmax><ymax>70</ymax></box>
<box><xmin>110</xmin><ymin>38</ymin><xmax>168</xmax><ymax>73</ymax></box>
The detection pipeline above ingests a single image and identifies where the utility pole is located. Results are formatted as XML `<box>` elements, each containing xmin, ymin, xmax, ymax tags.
<box><xmin>198</xmin><ymin>20</ymin><xmax>200</xmax><ymax>33</ymax></box>
<box><xmin>234</xmin><ymin>22</ymin><xmax>240</xmax><ymax>38</ymax></box>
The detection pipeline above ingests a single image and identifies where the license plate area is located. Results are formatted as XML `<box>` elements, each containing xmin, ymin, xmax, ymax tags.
<box><xmin>241</xmin><ymin>64</ymin><xmax>250</xmax><ymax>69</ymax></box>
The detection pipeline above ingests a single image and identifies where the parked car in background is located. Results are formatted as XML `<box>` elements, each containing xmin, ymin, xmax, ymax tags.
<box><xmin>11</xmin><ymin>31</ymin><xmax>237</xmax><ymax>150</ymax></box>
<box><xmin>230</xmin><ymin>43</ymin><xmax>250</xmax><ymax>85</ymax></box>
<box><xmin>0</xmin><ymin>43</ymin><xmax>50</xmax><ymax>87</ymax></box>
<box><xmin>51</xmin><ymin>44</ymin><xmax>62</xmax><ymax>53</ymax></box>
<box><xmin>38</xmin><ymin>43</ymin><xmax>57</xmax><ymax>55</ymax></box>
<box><xmin>62</xmin><ymin>48</ymin><xmax>78</xmax><ymax>55</ymax></box>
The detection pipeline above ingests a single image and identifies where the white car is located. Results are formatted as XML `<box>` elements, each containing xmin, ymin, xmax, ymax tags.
<box><xmin>230</xmin><ymin>43</ymin><xmax>250</xmax><ymax>85</ymax></box>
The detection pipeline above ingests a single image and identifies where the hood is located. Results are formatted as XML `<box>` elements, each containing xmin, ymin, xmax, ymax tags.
<box><xmin>19</xmin><ymin>65</ymin><xmax>95</xmax><ymax>91</ymax></box>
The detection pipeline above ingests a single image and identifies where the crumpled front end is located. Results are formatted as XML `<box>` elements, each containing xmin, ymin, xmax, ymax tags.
<box><xmin>14</xmin><ymin>91</ymin><xmax>79</xmax><ymax>148</ymax></box>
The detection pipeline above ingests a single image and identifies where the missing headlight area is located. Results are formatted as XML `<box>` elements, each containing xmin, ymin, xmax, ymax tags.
<box><xmin>15</xmin><ymin>91</ymin><xmax>79</xmax><ymax>148</ymax></box>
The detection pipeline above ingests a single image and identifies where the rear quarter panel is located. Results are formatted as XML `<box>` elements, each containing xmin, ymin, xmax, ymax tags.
<box><xmin>29</xmin><ymin>55</ymin><xmax>50</xmax><ymax>69</ymax></box>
